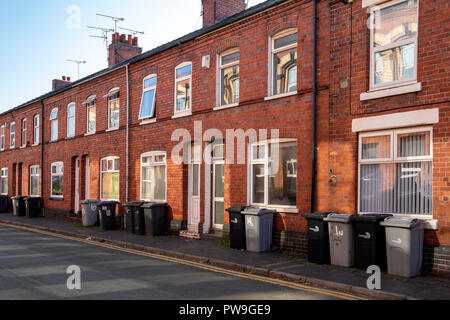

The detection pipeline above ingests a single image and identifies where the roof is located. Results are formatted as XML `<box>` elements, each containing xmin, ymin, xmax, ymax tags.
<box><xmin>1</xmin><ymin>0</ymin><xmax>288</xmax><ymax>117</ymax></box>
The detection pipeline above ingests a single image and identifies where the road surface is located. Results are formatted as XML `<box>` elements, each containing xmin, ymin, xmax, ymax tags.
<box><xmin>0</xmin><ymin>224</ymin><xmax>353</xmax><ymax>300</ymax></box>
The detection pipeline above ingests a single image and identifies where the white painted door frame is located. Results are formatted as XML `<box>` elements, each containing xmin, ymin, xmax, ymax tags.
<box><xmin>74</xmin><ymin>158</ymin><xmax>80</xmax><ymax>213</ymax></box>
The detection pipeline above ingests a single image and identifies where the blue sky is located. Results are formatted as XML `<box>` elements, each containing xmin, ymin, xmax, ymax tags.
<box><xmin>0</xmin><ymin>0</ymin><xmax>265</xmax><ymax>113</ymax></box>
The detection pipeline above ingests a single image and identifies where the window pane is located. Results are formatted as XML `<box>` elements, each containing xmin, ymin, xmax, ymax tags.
<box><xmin>1</xmin><ymin>177</ymin><xmax>8</xmax><ymax>194</ymax></box>
<box><xmin>68</xmin><ymin>105</ymin><xmax>75</xmax><ymax>116</ymax></box>
<box><xmin>374</xmin><ymin>0</ymin><xmax>417</xmax><ymax>47</ymax></box>
<box><xmin>144</xmin><ymin>77</ymin><xmax>157</xmax><ymax>89</ymax></box>
<box><xmin>397</xmin><ymin>131</ymin><xmax>431</xmax><ymax>157</ymax></box>
<box><xmin>51</xmin><ymin>120</ymin><xmax>58</xmax><ymax>141</ymax></box>
<box><xmin>154</xmin><ymin>154</ymin><xmax>166</xmax><ymax>163</ymax></box>
<box><xmin>214</xmin><ymin>164</ymin><xmax>224</xmax><ymax>198</ymax></box>
<box><xmin>374</xmin><ymin>43</ymin><xmax>415</xmax><ymax>85</ymax></box>
<box><xmin>273</xmin><ymin>48</ymin><xmax>297</xmax><ymax>95</ymax></box>
<box><xmin>176</xmin><ymin>65</ymin><xmax>192</xmax><ymax>79</ymax></box>
<box><xmin>252</xmin><ymin>164</ymin><xmax>265</xmax><ymax>204</ymax></box>
<box><xmin>68</xmin><ymin>117</ymin><xmax>75</xmax><ymax>136</ymax></box>
<box><xmin>221</xmin><ymin>52</ymin><xmax>240</xmax><ymax>65</ymax></box>
<box><xmin>88</xmin><ymin>107</ymin><xmax>96</xmax><ymax>133</ymax></box>
<box><xmin>142</xmin><ymin>165</ymin><xmax>166</xmax><ymax>200</ymax></box>
<box><xmin>109</xmin><ymin>101</ymin><xmax>120</xmax><ymax>128</ymax></box>
<box><xmin>268</xmin><ymin>142</ymin><xmax>297</xmax><ymax>206</ymax></box>
<box><xmin>176</xmin><ymin>79</ymin><xmax>191</xmax><ymax>112</ymax></box>
<box><xmin>274</xmin><ymin>32</ymin><xmax>297</xmax><ymax>49</ymax></box>
<box><xmin>34</xmin><ymin>127</ymin><xmax>39</xmax><ymax>144</ymax></box>
<box><xmin>192</xmin><ymin>164</ymin><xmax>200</xmax><ymax>197</ymax></box>
<box><xmin>213</xmin><ymin>145</ymin><xmax>224</xmax><ymax>159</ymax></box>
<box><xmin>360</xmin><ymin>163</ymin><xmax>395</xmax><ymax>214</ymax></box>
<box><xmin>362</xmin><ymin>135</ymin><xmax>391</xmax><ymax>159</ymax></box>
<box><xmin>102</xmin><ymin>172</ymin><xmax>119</xmax><ymax>199</ymax></box>
<box><xmin>140</xmin><ymin>89</ymin><xmax>156</xmax><ymax>119</ymax></box>
<box><xmin>51</xmin><ymin>176</ymin><xmax>63</xmax><ymax>196</ymax></box>
<box><xmin>214</xmin><ymin>201</ymin><xmax>225</xmax><ymax>226</ymax></box>
<box><xmin>31</xmin><ymin>176</ymin><xmax>39</xmax><ymax>196</ymax></box>
<box><xmin>221</xmin><ymin>65</ymin><xmax>239</xmax><ymax>105</ymax></box>
<box><xmin>252</xmin><ymin>145</ymin><xmax>265</xmax><ymax>160</ymax></box>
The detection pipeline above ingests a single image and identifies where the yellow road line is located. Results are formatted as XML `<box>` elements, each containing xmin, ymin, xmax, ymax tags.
<box><xmin>0</xmin><ymin>222</ymin><xmax>365</xmax><ymax>300</ymax></box>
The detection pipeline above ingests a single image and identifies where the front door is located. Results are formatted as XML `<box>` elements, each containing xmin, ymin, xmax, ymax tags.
<box><xmin>74</xmin><ymin>158</ymin><xmax>80</xmax><ymax>213</ymax></box>
<box><xmin>188</xmin><ymin>162</ymin><xmax>201</xmax><ymax>229</ymax></box>
<box><xmin>213</xmin><ymin>161</ymin><xmax>225</xmax><ymax>229</ymax></box>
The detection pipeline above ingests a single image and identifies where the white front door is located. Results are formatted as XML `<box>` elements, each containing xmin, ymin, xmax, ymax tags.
<box><xmin>74</xmin><ymin>158</ymin><xmax>80</xmax><ymax>213</ymax></box>
<box><xmin>188</xmin><ymin>162</ymin><xmax>201</xmax><ymax>229</ymax></box>
<box><xmin>213</xmin><ymin>161</ymin><xmax>225</xmax><ymax>229</ymax></box>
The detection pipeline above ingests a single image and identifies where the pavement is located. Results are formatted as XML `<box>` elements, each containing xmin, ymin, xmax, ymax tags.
<box><xmin>1</xmin><ymin>213</ymin><xmax>450</xmax><ymax>300</ymax></box>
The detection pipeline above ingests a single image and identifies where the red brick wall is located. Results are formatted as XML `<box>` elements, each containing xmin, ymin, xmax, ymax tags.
<box><xmin>202</xmin><ymin>0</ymin><xmax>247</xmax><ymax>27</ymax></box>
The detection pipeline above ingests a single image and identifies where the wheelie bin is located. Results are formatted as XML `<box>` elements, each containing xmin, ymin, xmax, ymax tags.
<box><xmin>81</xmin><ymin>200</ymin><xmax>100</xmax><ymax>226</ymax></box>
<box><xmin>98</xmin><ymin>201</ymin><xmax>118</xmax><ymax>231</ymax></box>
<box><xmin>11</xmin><ymin>196</ymin><xmax>26</xmax><ymax>217</ymax></box>
<box><xmin>241</xmin><ymin>207</ymin><xmax>275</xmax><ymax>253</ymax></box>
<box><xmin>0</xmin><ymin>195</ymin><xmax>9</xmax><ymax>213</ymax></box>
<box><xmin>142</xmin><ymin>202</ymin><xmax>168</xmax><ymax>236</ymax></box>
<box><xmin>303</xmin><ymin>212</ymin><xmax>331</xmax><ymax>264</ymax></box>
<box><xmin>226</xmin><ymin>207</ymin><xmax>248</xmax><ymax>250</ymax></box>
<box><xmin>324</xmin><ymin>213</ymin><xmax>354</xmax><ymax>267</ymax></box>
<box><xmin>24</xmin><ymin>197</ymin><xmax>43</xmax><ymax>218</ymax></box>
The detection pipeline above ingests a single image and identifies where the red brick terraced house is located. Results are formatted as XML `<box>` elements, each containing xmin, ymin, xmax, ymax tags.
<box><xmin>0</xmin><ymin>0</ymin><xmax>448</xmax><ymax>276</ymax></box>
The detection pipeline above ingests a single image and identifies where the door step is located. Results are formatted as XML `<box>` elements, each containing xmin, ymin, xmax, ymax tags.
<box><xmin>179</xmin><ymin>230</ymin><xmax>201</xmax><ymax>240</ymax></box>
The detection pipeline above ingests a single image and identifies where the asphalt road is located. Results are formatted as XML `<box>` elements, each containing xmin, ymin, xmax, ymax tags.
<box><xmin>0</xmin><ymin>225</ymin><xmax>344</xmax><ymax>300</ymax></box>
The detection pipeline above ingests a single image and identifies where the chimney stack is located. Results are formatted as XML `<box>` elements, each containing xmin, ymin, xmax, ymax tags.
<box><xmin>202</xmin><ymin>0</ymin><xmax>247</xmax><ymax>28</ymax></box>
<box><xmin>108</xmin><ymin>33</ymin><xmax>143</xmax><ymax>67</ymax></box>
<box><xmin>52</xmin><ymin>76</ymin><xmax>71</xmax><ymax>91</ymax></box>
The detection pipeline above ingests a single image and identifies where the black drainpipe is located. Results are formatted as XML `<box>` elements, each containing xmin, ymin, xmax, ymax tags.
<box><xmin>311</xmin><ymin>0</ymin><xmax>318</xmax><ymax>213</ymax></box>
<box><xmin>40</xmin><ymin>99</ymin><xmax>45</xmax><ymax>215</ymax></box>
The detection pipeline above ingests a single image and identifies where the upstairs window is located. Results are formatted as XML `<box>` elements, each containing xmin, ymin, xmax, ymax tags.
<box><xmin>0</xmin><ymin>125</ymin><xmax>5</xmax><ymax>150</ymax></box>
<box><xmin>50</xmin><ymin>108</ymin><xmax>58</xmax><ymax>142</ymax></box>
<box><xmin>85</xmin><ymin>96</ymin><xmax>96</xmax><ymax>134</ymax></box>
<box><xmin>140</xmin><ymin>75</ymin><xmax>157</xmax><ymax>120</ymax></box>
<box><xmin>30</xmin><ymin>165</ymin><xmax>40</xmax><ymax>196</ymax></box>
<box><xmin>100</xmin><ymin>157</ymin><xmax>120</xmax><ymax>200</ymax></box>
<box><xmin>107</xmin><ymin>89</ymin><xmax>120</xmax><ymax>130</ymax></box>
<box><xmin>270</xmin><ymin>29</ymin><xmax>298</xmax><ymax>96</ymax></box>
<box><xmin>359</xmin><ymin>127</ymin><xmax>432</xmax><ymax>216</ymax></box>
<box><xmin>51</xmin><ymin>162</ymin><xmax>63</xmax><ymax>198</ymax></box>
<box><xmin>0</xmin><ymin>168</ymin><xmax>8</xmax><ymax>195</ymax></box>
<box><xmin>21</xmin><ymin>119</ymin><xmax>27</xmax><ymax>147</ymax></box>
<box><xmin>10</xmin><ymin>122</ymin><xmax>15</xmax><ymax>149</ymax></box>
<box><xmin>67</xmin><ymin>103</ymin><xmax>76</xmax><ymax>137</ymax></box>
<box><xmin>219</xmin><ymin>49</ymin><xmax>240</xmax><ymax>106</ymax></box>
<box><xmin>33</xmin><ymin>115</ymin><xmax>40</xmax><ymax>145</ymax></box>
<box><xmin>141</xmin><ymin>152</ymin><xmax>166</xmax><ymax>201</ymax></box>
<box><xmin>370</xmin><ymin>0</ymin><xmax>418</xmax><ymax>89</ymax></box>
<box><xmin>175</xmin><ymin>63</ymin><xmax>192</xmax><ymax>115</ymax></box>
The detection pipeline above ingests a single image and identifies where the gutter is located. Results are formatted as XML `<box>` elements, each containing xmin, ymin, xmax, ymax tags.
<box><xmin>311</xmin><ymin>0</ymin><xmax>318</xmax><ymax>213</ymax></box>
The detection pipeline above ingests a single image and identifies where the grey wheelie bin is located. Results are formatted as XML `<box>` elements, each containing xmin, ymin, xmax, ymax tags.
<box><xmin>11</xmin><ymin>196</ymin><xmax>26</xmax><ymax>217</ymax></box>
<box><xmin>98</xmin><ymin>201</ymin><xmax>118</xmax><ymax>231</ymax></box>
<box><xmin>380</xmin><ymin>217</ymin><xmax>425</xmax><ymax>277</ymax></box>
<box><xmin>142</xmin><ymin>202</ymin><xmax>168</xmax><ymax>236</ymax></box>
<box><xmin>303</xmin><ymin>212</ymin><xmax>331</xmax><ymax>264</ymax></box>
<box><xmin>324</xmin><ymin>213</ymin><xmax>354</xmax><ymax>267</ymax></box>
<box><xmin>81</xmin><ymin>200</ymin><xmax>100</xmax><ymax>227</ymax></box>
<box><xmin>242</xmin><ymin>207</ymin><xmax>275</xmax><ymax>253</ymax></box>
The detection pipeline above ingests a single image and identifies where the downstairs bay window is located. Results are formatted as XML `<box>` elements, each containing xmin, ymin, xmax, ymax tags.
<box><xmin>359</xmin><ymin>127</ymin><xmax>433</xmax><ymax>216</ymax></box>
<box><xmin>249</xmin><ymin>139</ymin><xmax>297</xmax><ymax>207</ymax></box>
<box><xmin>100</xmin><ymin>157</ymin><xmax>120</xmax><ymax>200</ymax></box>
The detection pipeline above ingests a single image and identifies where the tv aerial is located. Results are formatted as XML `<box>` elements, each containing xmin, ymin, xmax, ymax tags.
<box><xmin>118</xmin><ymin>27</ymin><xmax>145</xmax><ymax>36</ymax></box>
<box><xmin>96</xmin><ymin>13</ymin><xmax>125</xmax><ymax>33</ymax></box>
<box><xmin>87</xmin><ymin>26</ymin><xmax>115</xmax><ymax>58</ymax></box>
<box><xmin>66</xmin><ymin>59</ymin><xmax>86</xmax><ymax>80</ymax></box>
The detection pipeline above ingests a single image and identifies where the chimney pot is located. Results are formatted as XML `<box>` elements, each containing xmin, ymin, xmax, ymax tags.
<box><xmin>120</xmin><ymin>34</ymin><xmax>126</xmax><ymax>42</ymax></box>
<box><xmin>133</xmin><ymin>37</ymin><xmax>138</xmax><ymax>46</ymax></box>
<box><xmin>67</xmin><ymin>77</ymin><xmax>71</xmax><ymax>82</ymax></box>
<box><xmin>127</xmin><ymin>34</ymin><xmax>133</xmax><ymax>44</ymax></box>
<box><xmin>62</xmin><ymin>76</ymin><xmax>66</xmax><ymax>81</ymax></box>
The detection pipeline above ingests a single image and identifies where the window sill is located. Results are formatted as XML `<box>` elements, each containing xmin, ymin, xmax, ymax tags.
<box><xmin>172</xmin><ymin>111</ymin><xmax>192</xmax><ymax>119</ymax></box>
<box><xmin>49</xmin><ymin>197</ymin><xmax>64</xmax><ymax>201</ymax></box>
<box><xmin>20</xmin><ymin>146</ymin><xmax>26</xmax><ymax>149</ymax></box>
<box><xmin>140</xmin><ymin>118</ymin><xmax>157</xmax><ymax>126</ymax></box>
<box><xmin>84</xmin><ymin>132</ymin><xmax>96</xmax><ymax>137</ymax></box>
<box><xmin>49</xmin><ymin>140</ymin><xmax>58</xmax><ymax>144</ymax></box>
<box><xmin>105</xmin><ymin>127</ymin><xmax>119</xmax><ymax>132</ymax></box>
<box><xmin>360</xmin><ymin>82</ymin><xmax>422</xmax><ymax>101</ymax></box>
<box><xmin>251</xmin><ymin>204</ymin><xmax>299</xmax><ymax>214</ymax></box>
<box><xmin>264</xmin><ymin>91</ymin><xmax>298</xmax><ymax>101</ymax></box>
<box><xmin>65</xmin><ymin>136</ymin><xmax>75</xmax><ymax>140</ymax></box>
<box><xmin>31</xmin><ymin>143</ymin><xmax>39</xmax><ymax>147</ymax></box>
<box><xmin>213</xmin><ymin>103</ymin><xmax>239</xmax><ymax>111</ymax></box>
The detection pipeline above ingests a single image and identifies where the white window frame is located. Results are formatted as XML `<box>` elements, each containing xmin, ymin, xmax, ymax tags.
<box><xmin>66</xmin><ymin>103</ymin><xmax>76</xmax><ymax>137</ymax></box>
<box><xmin>29</xmin><ymin>165</ymin><xmax>40</xmax><ymax>197</ymax></box>
<box><xmin>174</xmin><ymin>62</ymin><xmax>192</xmax><ymax>117</ymax></box>
<box><xmin>10</xmin><ymin>121</ymin><xmax>15</xmax><ymax>149</ymax></box>
<box><xmin>50</xmin><ymin>108</ymin><xmax>58</xmax><ymax>142</ymax></box>
<box><xmin>140</xmin><ymin>151</ymin><xmax>167</xmax><ymax>202</ymax></box>
<box><xmin>358</xmin><ymin>126</ymin><xmax>433</xmax><ymax>218</ymax></box>
<box><xmin>0</xmin><ymin>125</ymin><xmax>5</xmax><ymax>151</ymax></box>
<box><xmin>50</xmin><ymin>162</ymin><xmax>64</xmax><ymax>198</ymax></box>
<box><xmin>107</xmin><ymin>89</ymin><xmax>120</xmax><ymax>130</ymax></box>
<box><xmin>216</xmin><ymin>48</ymin><xmax>240</xmax><ymax>108</ymax></box>
<box><xmin>139</xmin><ymin>75</ymin><xmax>157</xmax><ymax>120</ymax></box>
<box><xmin>21</xmin><ymin>118</ymin><xmax>27</xmax><ymax>147</ymax></box>
<box><xmin>100</xmin><ymin>156</ymin><xmax>120</xmax><ymax>201</ymax></box>
<box><xmin>86</xmin><ymin>96</ymin><xmax>96</xmax><ymax>134</ymax></box>
<box><xmin>0</xmin><ymin>168</ymin><xmax>8</xmax><ymax>195</ymax></box>
<box><xmin>248</xmin><ymin>138</ymin><xmax>298</xmax><ymax>209</ymax></box>
<box><xmin>268</xmin><ymin>28</ymin><xmax>298</xmax><ymax>98</ymax></box>
<box><xmin>369</xmin><ymin>0</ymin><xmax>419</xmax><ymax>91</ymax></box>
<box><xmin>33</xmin><ymin>115</ymin><xmax>40</xmax><ymax>145</ymax></box>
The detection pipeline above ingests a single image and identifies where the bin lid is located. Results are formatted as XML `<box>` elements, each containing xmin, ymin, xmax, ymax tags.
<box><xmin>350</xmin><ymin>214</ymin><xmax>392</xmax><ymax>223</ymax></box>
<box><xmin>380</xmin><ymin>217</ymin><xmax>424</xmax><ymax>229</ymax></box>
<box><xmin>98</xmin><ymin>200</ymin><xmax>118</xmax><ymax>205</ymax></box>
<box><xmin>242</xmin><ymin>207</ymin><xmax>275</xmax><ymax>216</ymax></box>
<box><xmin>81</xmin><ymin>199</ymin><xmax>99</xmax><ymax>204</ymax></box>
<box><xmin>23</xmin><ymin>196</ymin><xmax>41</xmax><ymax>200</ymax></box>
<box><xmin>123</xmin><ymin>201</ymin><xmax>146</xmax><ymax>208</ymax></box>
<box><xmin>141</xmin><ymin>202</ymin><xmax>167</xmax><ymax>208</ymax></box>
<box><xmin>302</xmin><ymin>212</ymin><xmax>331</xmax><ymax>220</ymax></box>
<box><xmin>11</xmin><ymin>196</ymin><xmax>25</xmax><ymax>200</ymax></box>
<box><xmin>324</xmin><ymin>213</ymin><xmax>353</xmax><ymax>223</ymax></box>
<box><xmin>226</xmin><ymin>206</ymin><xmax>248</xmax><ymax>214</ymax></box>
